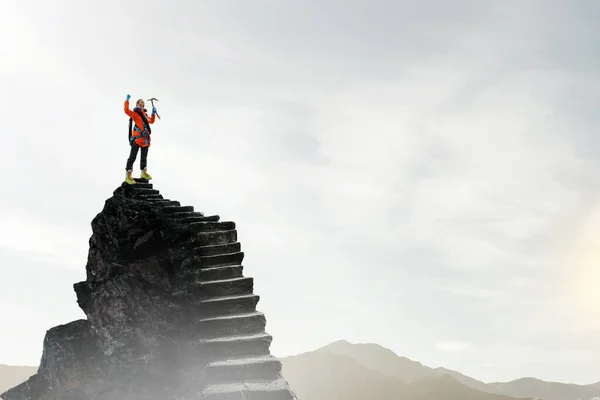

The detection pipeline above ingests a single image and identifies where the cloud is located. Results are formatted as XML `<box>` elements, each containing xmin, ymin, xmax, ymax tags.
<box><xmin>434</xmin><ymin>285</ymin><xmax>509</xmax><ymax>300</ymax></box>
<box><xmin>1</xmin><ymin>0</ymin><xmax>600</xmax><ymax>384</ymax></box>
<box><xmin>435</xmin><ymin>341</ymin><xmax>471</xmax><ymax>353</ymax></box>
<box><xmin>0</xmin><ymin>245</ymin><xmax>86</xmax><ymax>365</ymax></box>
<box><xmin>0</xmin><ymin>213</ymin><xmax>88</xmax><ymax>269</ymax></box>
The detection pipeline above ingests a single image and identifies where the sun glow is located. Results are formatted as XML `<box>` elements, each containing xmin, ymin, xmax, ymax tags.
<box><xmin>570</xmin><ymin>252</ymin><xmax>600</xmax><ymax>312</ymax></box>
<box><xmin>562</xmin><ymin>209</ymin><xmax>600</xmax><ymax>327</ymax></box>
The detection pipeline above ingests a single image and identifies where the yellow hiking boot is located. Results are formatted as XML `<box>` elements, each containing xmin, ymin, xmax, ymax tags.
<box><xmin>125</xmin><ymin>171</ymin><xmax>136</xmax><ymax>185</ymax></box>
<box><xmin>140</xmin><ymin>169</ymin><xmax>152</xmax><ymax>181</ymax></box>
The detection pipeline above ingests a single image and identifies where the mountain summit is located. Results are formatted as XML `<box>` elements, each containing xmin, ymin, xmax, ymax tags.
<box><xmin>1</xmin><ymin>181</ymin><xmax>297</xmax><ymax>400</ymax></box>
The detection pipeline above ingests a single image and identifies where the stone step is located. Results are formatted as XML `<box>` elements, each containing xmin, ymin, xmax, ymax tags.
<box><xmin>195</xmin><ymin>242</ymin><xmax>241</xmax><ymax>257</ymax></box>
<box><xmin>198</xmin><ymin>294</ymin><xmax>260</xmax><ymax>318</ymax></box>
<box><xmin>183</xmin><ymin>332</ymin><xmax>273</xmax><ymax>368</ymax></box>
<box><xmin>132</xmin><ymin>188</ymin><xmax>160</xmax><ymax>196</ymax></box>
<box><xmin>130</xmin><ymin>182</ymin><xmax>153</xmax><ymax>189</ymax></box>
<box><xmin>189</xmin><ymin>277</ymin><xmax>253</xmax><ymax>298</ymax></box>
<box><xmin>202</xmin><ymin>332</ymin><xmax>273</xmax><ymax>360</ymax></box>
<box><xmin>153</xmin><ymin>200</ymin><xmax>181</xmax><ymax>207</ymax></box>
<box><xmin>195</xmin><ymin>265</ymin><xmax>243</xmax><ymax>281</ymax></box>
<box><xmin>180</xmin><ymin>215</ymin><xmax>220</xmax><ymax>224</ymax></box>
<box><xmin>197</xmin><ymin>251</ymin><xmax>244</xmax><ymax>268</ymax></box>
<box><xmin>199</xmin><ymin>310</ymin><xmax>265</xmax><ymax>338</ymax></box>
<box><xmin>163</xmin><ymin>205</ymin><xmax>194</xmax><ymax>214</ymax></box>
<box><xmin>168</xmin><ymin>211</ymin><xmax>209</xmax><ymax>219</ymax></box>
<box><xmin>202</xmin><ymin>378</ymin><xmax>296</xmax><ymax>400</ymax></box>
<box><xmin>204</xmin><ymin>355</ymin><xmax>282</xmax><ymax>382</ymax></box>
<box><xmin>144</xmin><ymin>197</ymin><xmax>167</xmax><ymax>202</ymax></box>
<box><xmin>196</xmin><ymin>230</ymin><xmax>237</xmax><ymax>246</ymax></box>
<box><xmin>188</xmin><ymin>221</ymin><xmax>236</xmax><ymax>233</ymax></box>
<box><xmin>140</xmin><ymin>193</ymin><xmax>163</xmax><ymax>200</ymax></box>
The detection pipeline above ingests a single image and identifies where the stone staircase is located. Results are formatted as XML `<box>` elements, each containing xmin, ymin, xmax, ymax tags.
<box><xmin>128</xmin><ymin>179</ymin><xmax>297</xmax><ymax>400</ymax></box>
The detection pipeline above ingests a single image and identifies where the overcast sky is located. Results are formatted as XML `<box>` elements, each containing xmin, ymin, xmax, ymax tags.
<box><xmin>1</xmin><ymin>0</ymin><xmax>600</xmax><ymax>385</ymax></box>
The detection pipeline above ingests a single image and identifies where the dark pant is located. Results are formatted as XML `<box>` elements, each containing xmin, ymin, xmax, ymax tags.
<box><xmin>125</xmin><ymin>143</ymin><xmax>149</xmax><ymax>171</ymax></box>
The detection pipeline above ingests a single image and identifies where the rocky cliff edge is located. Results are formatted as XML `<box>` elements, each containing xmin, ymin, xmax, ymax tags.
<box><xmin>2</xmin><ymin>180</ymin><xmax>297</xmax><ymax>400</ymax></box>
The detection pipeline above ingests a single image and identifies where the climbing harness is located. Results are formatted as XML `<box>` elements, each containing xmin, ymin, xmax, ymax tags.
<box><xmin>128</xmin><ymin>108</ymin><xmax>151</xmax><ymax>146</ymax></box>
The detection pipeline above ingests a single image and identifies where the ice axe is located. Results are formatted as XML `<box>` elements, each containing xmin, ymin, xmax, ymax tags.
<box><xmin>147</xmin><ymin>98</ymin><xmax>161</xmax><ymax>119</ymax></box>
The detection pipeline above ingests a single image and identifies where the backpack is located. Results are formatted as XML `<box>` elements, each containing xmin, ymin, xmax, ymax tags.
<box><xmin>128</xmin><ymin>108</ymin><xmax>152</xmax><ymax>144</ymax></box>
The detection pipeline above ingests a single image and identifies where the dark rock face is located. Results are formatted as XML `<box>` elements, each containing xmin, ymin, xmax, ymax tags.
<box><xmin>2</xmin><ymin>181</ymin><xmax>298</xmax><ymax>400</ymax></box>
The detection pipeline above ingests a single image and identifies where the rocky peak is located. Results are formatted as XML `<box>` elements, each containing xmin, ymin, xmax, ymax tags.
<box><xmin>2</xmin><ymin>180</ymin><xmax>297</xmax><ymax>400</ymax></box>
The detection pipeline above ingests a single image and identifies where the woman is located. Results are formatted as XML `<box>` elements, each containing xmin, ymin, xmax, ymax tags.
<box><xmin>123</xmin><ymin>94</ymin><xmax>157</xmax><ymax>184</ymax></box>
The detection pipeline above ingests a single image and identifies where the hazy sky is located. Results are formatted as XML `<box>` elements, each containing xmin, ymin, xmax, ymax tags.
<box><xmin>1</xmin><ymin>0</ymin><xmax>600</xmax><ymax>385</ymax></box>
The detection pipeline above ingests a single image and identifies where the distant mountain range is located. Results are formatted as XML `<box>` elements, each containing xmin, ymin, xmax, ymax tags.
<box><xmin>280</xmin><ymin>347</ymin><xmax>525</xmax><ymax>400</ymax></box>
<box><xmin>2</xmin><ymin>340</ymin><xmax>599</xmax><ymax>400</ymax></box>
<box><xmin>0</xmin><ymin>365</ymin><xmax>37</xmax><ymax>397</ymax></box>
<box><xmin>278</xmin><ymin>340</ymin><xmax>600</xmax><ymax>400</ymax></box>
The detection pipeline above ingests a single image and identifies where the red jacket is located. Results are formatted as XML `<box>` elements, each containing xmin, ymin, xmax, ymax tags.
<box><xmin>124</xmin><ymin>100</ymin><xmax>156</xmax><ymax>147</ymax></box>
